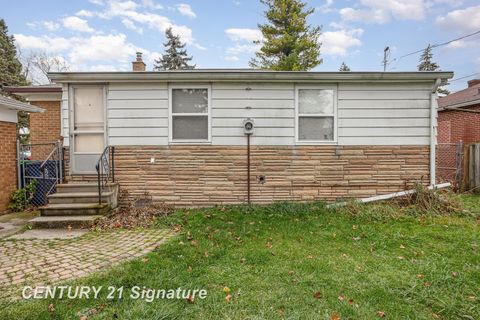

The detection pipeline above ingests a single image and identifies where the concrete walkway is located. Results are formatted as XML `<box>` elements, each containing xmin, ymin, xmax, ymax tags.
<box><xmin>0</xmin><ymin>228</ymin><xmax>173</xmax><ymax>299</ymax></box>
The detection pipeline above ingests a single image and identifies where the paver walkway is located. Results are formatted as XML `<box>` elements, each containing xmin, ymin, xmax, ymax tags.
<box><xmin>0</xmin><ymin>228</ymin><xmax>173</xmax><ymax>299</ymax></box>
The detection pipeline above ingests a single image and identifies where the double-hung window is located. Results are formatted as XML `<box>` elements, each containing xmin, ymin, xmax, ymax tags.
<box><xmin>296</xmin><ymin>87</ymin><xmax>336</xmax><ymax>143</ymax></box>
<box><xmin>170</xmin><ymin>86</ymin><xmax>210</xmax><ymax>142</ymax></box>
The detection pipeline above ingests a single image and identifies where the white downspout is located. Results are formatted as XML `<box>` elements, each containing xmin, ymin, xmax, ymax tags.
<box><xmin>430</xmin><ymin>78</ymin><xmax>441</xmax><ymax>187</ymax></box>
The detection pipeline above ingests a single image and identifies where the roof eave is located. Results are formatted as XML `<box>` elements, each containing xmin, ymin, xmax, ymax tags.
<box><xmin>48</xmin><ymin>71</ymin><xmax>454</xmax><ymax>83</ymax></box>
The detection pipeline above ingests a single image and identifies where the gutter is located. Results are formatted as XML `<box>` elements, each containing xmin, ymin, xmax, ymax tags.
<box><xmin>430</xmin><ymin>78</ymin><xmax>442</xmax><ymax>186</ymax></box>
<box><xmin>48</xmin><ymin>71</ymin><xmax>455</xmax><ymax>83</ymax></box>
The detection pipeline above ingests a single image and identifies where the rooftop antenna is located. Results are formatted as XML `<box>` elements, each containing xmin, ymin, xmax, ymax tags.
<box><xmin>382</xmin><ymin>46</ymin><xmax>390</xmax><ymax>72</ymax></box>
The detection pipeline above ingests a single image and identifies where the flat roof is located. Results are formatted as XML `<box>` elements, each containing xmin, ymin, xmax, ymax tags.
<box><xmin>4</xmin><ymin>85</ymin><xmax>62</xmax><ymax>93</ymax></box>
<box><xmin>48</xmin><ymin>70</ymin><xmax>454</xmax><ymax>83</ymax></box>
<box><xmin>0</xmin><ymin>95</ymin><xmax>44</xmax><ymax>113</ymax></box>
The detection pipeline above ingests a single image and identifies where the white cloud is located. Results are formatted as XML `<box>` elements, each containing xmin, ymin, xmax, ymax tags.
<box><xmin>176</xmin><ymin>4</ymin><xmax>196</xmax><ymax>18</ymax></box>
<box><xmin>27</xmin><ymin>20</ymin><xmax>60</xmax><ymax>31</ymax></box>
<box><xmin>142</xmin><ymin>0</ymin><xmax>163</xmax><ymax>10</ymax></box>
<box><xmin>225</xmin><ymin>28</ymin><xmax>262</xmax><ymax>42</ymax></box>
<box><xmin>62</xmin><ymin>16</ymin><xmax>95</xmax><ymax>33</ymax></box>
<box><xmin>76</xmin><ymin>10</ymin><xmax>95</xmax><ymax>17</ymax></box>
<box><xmin>317</xmin><ymin>0</ymin><xmax>335</xmax><ymax>14</ymax></box>
<box><xmin>225</xmin><ymin>55</ymin><xmax>240</xmax><ymax>62</ymax></box>
<box><xmin>14</xmin><ymin>34</ymin><xmax>72</xmax><ymax>52</ymax></box>
<box><xmin>89</xmin><ymin>0</ymin><xmax>104</xmax><ymax>5</ymax></box>
<box><xmin>122</xmin><ymin>18</ymin><xmax>143</xmax><ymax>33</ymax></box>
<box><xmin>224</xmin><ymin>28</ymin><xmax>262</xmax><ymax>61</ymax></box>
<box><xmin>340</xmin><ymin>0</ymin><xmax>425</xmax><ymax>24</ymax></box>
<box><xmin>93</xmin><ymin>0</ymin><xmax>201</xmax><ymax>47</ymax></box>
<box><xmin>14</xmin><ymin>33</ymin><xmax>155</xmax><ymax>70</ymax></box>
<box><xmin>319</xmin><ymin>28</ymin><xmax>364</xmax><ymax>56</ymax></box>
<box><xmin>436</xmin><ymin>5</ymin><xmax>480</xmax><ymax>32</ymax></box>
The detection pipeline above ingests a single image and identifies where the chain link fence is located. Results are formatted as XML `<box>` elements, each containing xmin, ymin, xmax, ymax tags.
<box><xmin>436</xmin><ymin>141</ymin><xmax>463</xmax><ymax>188</ymax></box>
<box><xmin>17</xmin><ymin>141</ymin><xmax>63</xmax><ymax>207</ymax></box>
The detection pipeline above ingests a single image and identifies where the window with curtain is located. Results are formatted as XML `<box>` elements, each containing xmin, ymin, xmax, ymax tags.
<box><xmin>297</xmin><ymin>89</ymin><xmax>335</xmax><ymax>141</ymax></box>
<box><xmin>171</xmin><ymin>88</ymin><xmax>209</xmax><ymax>141</ymax></box>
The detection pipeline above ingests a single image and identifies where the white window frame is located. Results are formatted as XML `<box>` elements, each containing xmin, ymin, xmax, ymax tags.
<box><xmin>168</xmin><ymin>84</ymin><xmax>212</xmax><ymax>144</ymax></box>
<box><xmin>295</xmin><ymin>84</ymin><xmax>338</xmax><ymax>145</ymax></box>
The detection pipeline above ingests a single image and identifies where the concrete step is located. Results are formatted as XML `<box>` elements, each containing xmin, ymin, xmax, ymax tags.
<box><xmin>56</xmin><ymin>183</ymin><xmax>98</xmax><ymax>193</ymax></box>
<box><xmin>39</xmin><ymin>203</ymin><xmax>109</xmax><ymax>216</ymax></box>
<box><xmin>29</xmin><ymin>215</ymin><xmax>103</xmax><ymax>229</ymax></box>
<box><xmin>48</xmin><ymin>191</ymin><xmax>114</xmax><ymax>204</ymax></box>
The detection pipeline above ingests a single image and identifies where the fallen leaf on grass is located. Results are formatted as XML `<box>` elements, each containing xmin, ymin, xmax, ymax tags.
<box><xmin>423</xmin><ymin>282</ymin><xmax>431</xmax><ymax>288</ymax></box>
<box><xmin>48</xmin><ymin>304</ymin><xmax>55</xmax><ymax>312</ymax></box>
<box><xmin>348</xmin><ymin>299</ymin><xmax>354</xmax><ymax>305</ymax></box>
<box><xmin>187</xmin><ymin>266</ymin><xmax>192</xmax><ymax>273</ymax></box>
<box><xmin>397</xmin><ymin>256</ymin><xmax>405</xmax><ymax>260</ymax></box>
<box><xmin>266</xmin><ymin>242</ymin><xmax>273</xmax><ymax>249</ymax></box>
<box><xmin>376</xmin><ymin>310</ymin><xmax>386</xmax><ymax>317</ymax></box>
<box><xmin>330</xmin><ymin>312</ymin><xmax>340</xmax><ymax>320</ymax></box>
<box><xmin>189</xmin><ymin>240</ymin><xmax>198</xmax><ymax>247</ymax></box>
<box><xmin>288</xmin><ymin>271</ymin><xmax>294</xmax><ymax>276</ymax></box>
<box><xmin>240</xmin><ymin>258</ymin><xmax>246</xmax><ymax>264</ymax></box>
<box><xmin>432</xmin><ymin>313</ymin><xmax>440</xmax><ymax>319</ymax></box>
<box><xmin>467</xmin><ymin>295</ymin><xmax>476</xmax><ymax>301</ymax></box>
<box><xmin>338</xmin><ymin>295</ymin><xmax>345</xmax><ymax>302</ymax></box>
<box><xmin>416</xmin><ymin>274</ymin><xmax>424</xmax><ymax>278</ymax></box>
<box><xmin>225</xmin><ymin>294</ymin><xmax>232</xmax><ymax>302</ymax></box>
<box><xmin>204</xmin><ymin>251</ymin><xmax>209</xmax><ymax>257</ymax></box>
<box><xmin>186</xmin><ymin>295</ymin><xmax>194</xmax><ymax>303</ymax></box>
<box><xmin>400</xmin><ymin>244</ymin><xmax>406</xmax><ymax>249</ymax></box>
<box><xmin>314</xmin><ymin>291</ymin><xmax>322</xmax><ymax>299</ymax></box>
<box><xmin>307</xmin><ymin>255</ymin><xmax>314</xmax><ymax>259</ymax></box>
<box><xmin>451</xmin><ymin>272</ymin><xmax>459</xmax><ymax>277</ymax></box>
<box><xmin>223</xmin><ymin>287</ymin><xmax>231</xmax><ymax>293</ymax></box>
<box><xmin>352</xmin><ymin>225</ymin><xmax>357</xmax><ymax>230</ymax></box>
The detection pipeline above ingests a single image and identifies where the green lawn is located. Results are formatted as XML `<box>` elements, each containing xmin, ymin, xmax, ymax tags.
<box><xmin>1</xmin><ymin>195</ymin><xmax>479</xmax><ymax>319</ymax></box>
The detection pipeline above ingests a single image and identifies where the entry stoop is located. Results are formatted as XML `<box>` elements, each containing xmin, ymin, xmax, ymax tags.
<box><xmin>30</xmin><ymin>182</ymin><xmax>119</xmax><ymax>229</ymax></box>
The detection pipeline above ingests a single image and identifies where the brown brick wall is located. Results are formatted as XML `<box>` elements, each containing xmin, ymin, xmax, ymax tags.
<box><xmin>29</xmin><ymin>100</ymin><xmax>61</xmax><ymax>145</ymax></box>
<box><xmin>112</xmin><ymin>145</ymin><xmax>430</xmax><ymax>207</ymax></box>
<box><xmin>0</xmin><ymin>121</ymin><xmax>18</xmax><ymax>213</ymax></box>
<box><xmin>437</xmin><ymin>104</ymin><xmax>480</xmax><ymax>181</ymax></box>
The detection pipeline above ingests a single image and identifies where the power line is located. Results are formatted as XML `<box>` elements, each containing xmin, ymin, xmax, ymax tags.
<box><xmin>449</xmin><ymin>72</ymin><xmax>480</xmax><ymax>82</ymax></box>
<box><xmin>388</xmin><ymin>29</ymin><xmax>480</xmax><ymax>65</ymax></box>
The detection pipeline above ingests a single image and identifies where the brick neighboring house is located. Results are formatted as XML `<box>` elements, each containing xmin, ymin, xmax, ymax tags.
<box><xmin>0</xmin><ymin>96</ymin><xmax>44</xmax><ymax>213</ymax></box>
<box><xmin>437</xmin><ymin>79</ymin><xmax>480</xmax><ymax>183</ymax></box>
<box><xmin>5</xmin><ymin>85</ymin><xmax>63</xmax><ymax>159</ymax></box>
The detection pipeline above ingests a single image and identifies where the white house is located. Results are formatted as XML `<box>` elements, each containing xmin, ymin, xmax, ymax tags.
<box><xmin>48</xmin><ymin>61</ymin><xmax>453</xmax><ymax>207</ymax></box>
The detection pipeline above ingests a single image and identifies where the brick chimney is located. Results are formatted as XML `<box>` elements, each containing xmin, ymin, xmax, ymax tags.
<box><xmin>132</xmin><ymin>52</ymin><xmax>146</xmax><ymax>71</ymax></box>
<box><xmin>467</xmin><ymin>79</ymin><xmax>480</xmax><ymax>87</ymax></box>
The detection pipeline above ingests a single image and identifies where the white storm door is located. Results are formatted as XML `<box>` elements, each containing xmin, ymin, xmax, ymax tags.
<box><xmin>71</xmin><ymin>86</ymin><xmax>106</xmax><ymax>174</ymax></box>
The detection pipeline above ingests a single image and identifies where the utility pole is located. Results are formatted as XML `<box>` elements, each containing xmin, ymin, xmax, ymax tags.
<box><xmin>382</xmin><ymin>46</ymin><xmax>390</xmax><ymax>72</ymax></box>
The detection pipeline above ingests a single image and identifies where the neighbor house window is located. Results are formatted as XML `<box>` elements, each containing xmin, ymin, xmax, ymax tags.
<box><xmin>296</xmin><ymin>88</ymin><xmax>336</xmax><ymax>142</ymax></box>
<box><xmin>170</xmin><ymin>87</ymin><xmax>210</xmax><ymax>142</ymax></box>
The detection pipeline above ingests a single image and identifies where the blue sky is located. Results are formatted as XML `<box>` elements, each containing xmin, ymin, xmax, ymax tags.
<box><xmin>2</xmin><ymin>0</ymin><xmax>480</xmax><ymax>91</ymax></box>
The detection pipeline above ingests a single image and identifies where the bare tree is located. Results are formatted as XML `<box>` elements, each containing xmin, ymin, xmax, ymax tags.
<box><xmin>20</xmin><ymin>50</ymin><xmax>69</xmax><ymax>84</ymax></box>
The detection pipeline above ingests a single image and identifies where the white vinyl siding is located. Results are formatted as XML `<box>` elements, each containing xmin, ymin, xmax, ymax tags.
<box><xmin>211</xmin><ymin>83</ymin><xmax>295</xmax><ymax>145</ymax></box>
<box><xmin>107</xmin><ymin>83</ymin><xmax>168</xmax><ymax>145</ymax></box>
<box><xmin>61</xmin><ymin>84</ymin><xmax>69</xmax><ymax>146</ymax></box>
<box><xmin>337</xmin><ymin>82</ymin><xmax>431</xmax><ymax>145</ymax></box>
<box><xmin>71</xmin><ymin>80</ymin><xmax>433</xmax><ymax>147</ymax></box>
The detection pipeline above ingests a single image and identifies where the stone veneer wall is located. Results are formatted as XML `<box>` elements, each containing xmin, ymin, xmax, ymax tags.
<box><xmin>109</xmin><ymin>145</ymin><xmax>430</xmax><ymax>207</ymax></box>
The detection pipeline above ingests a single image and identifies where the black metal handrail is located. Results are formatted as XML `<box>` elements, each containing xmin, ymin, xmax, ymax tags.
<box><xmin>95</xmin><ymin>146</ymin><xmax>115</xmax><ymax>205</ymax></box>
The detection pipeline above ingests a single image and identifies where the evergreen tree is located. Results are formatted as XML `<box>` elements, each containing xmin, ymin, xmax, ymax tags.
<box><xmin>0</xmin><ymin>19</ymin><xmax>29</xmax><ymax>143</ymax></box>
<box><xmin>0</xmin><ymin>19</ymin><xmax>27</xmax><ymax>88</ymax></box>
<box><xmin>154</xmin><ymin>27</ymin><xmax>195</xmax><ymax>70</ymax></box>
<box><xmin>339</xmin><ymin>62</ymin><xmax>350</xmax><ymax>72</ymax></box>
<box><xmin>417</xmin><ymin>45</ymin><xmax>439</xmax><ymax>71</ymax></box>
<box><xmin>417</xmin><ymin>44</ymin><xmax>450</xmax><ymax>95</ymax></box>
<box><xmin>250</xmin><ymin>0</ymin><xmax>322</xmax><ymax>71</ymax></box>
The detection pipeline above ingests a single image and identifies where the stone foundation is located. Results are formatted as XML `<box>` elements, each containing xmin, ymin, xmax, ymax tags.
<box><xmin>107</xmin><ymin>145</ymin><xmax>430</xmax><ymax>207</ymax></box>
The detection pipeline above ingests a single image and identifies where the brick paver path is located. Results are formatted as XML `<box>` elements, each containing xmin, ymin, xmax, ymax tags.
<box><xmin>0</xmin><ymin>229</ymin><xmax>172</xmax><ymax>299</ymax></box>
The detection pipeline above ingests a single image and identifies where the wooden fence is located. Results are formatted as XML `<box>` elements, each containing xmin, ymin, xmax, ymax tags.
<box><xmin>466</xmin><ymin>143</ymin><xmax>480</xmax><ymax>192</ymax></box>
